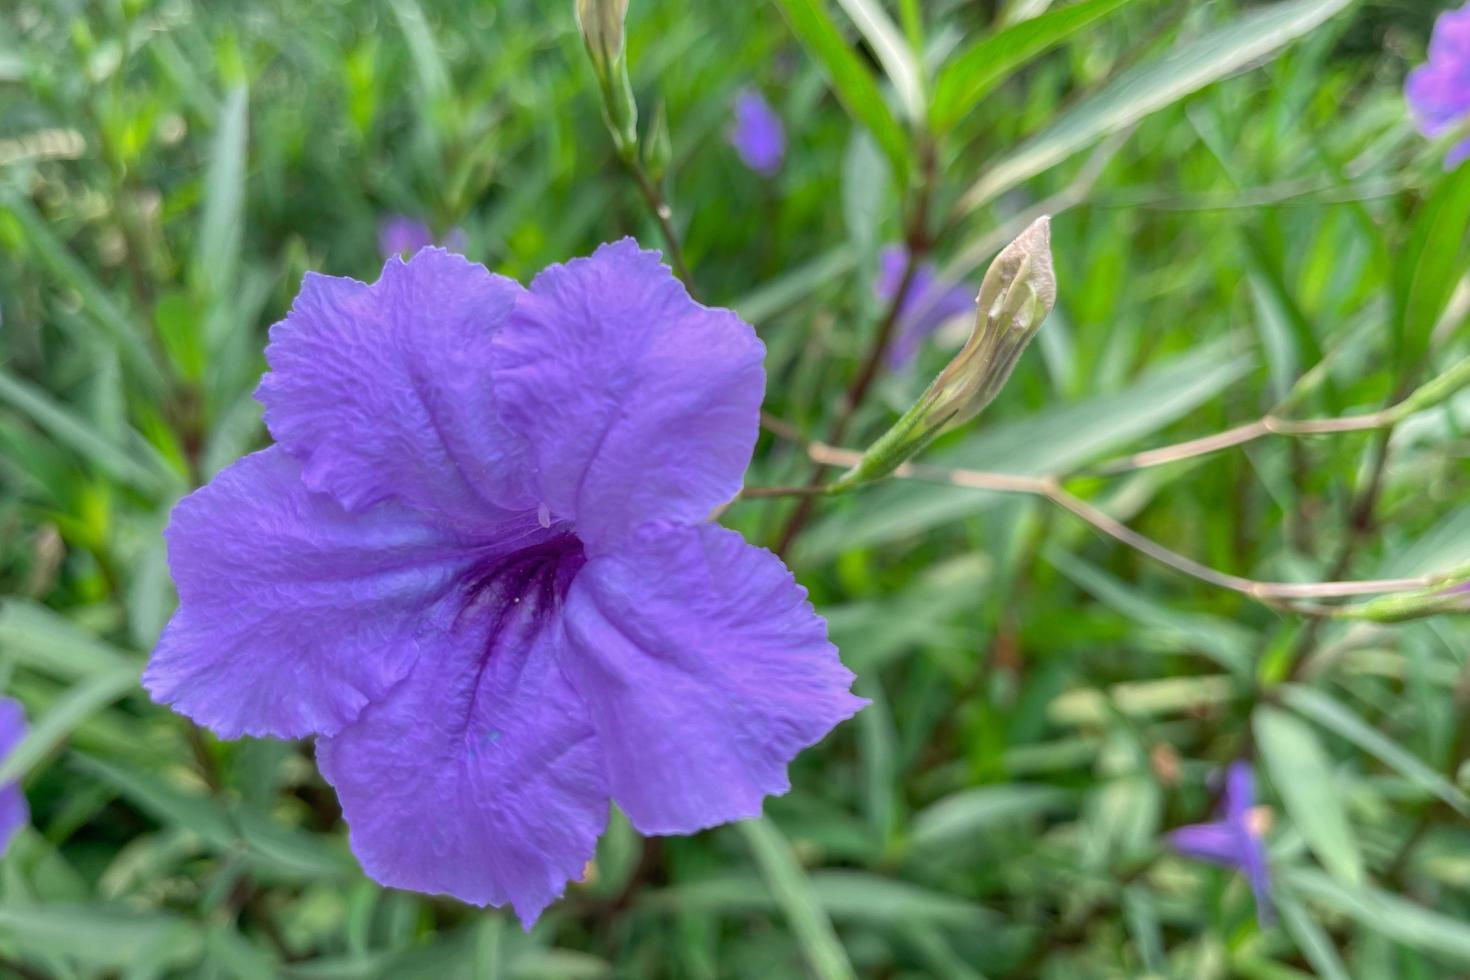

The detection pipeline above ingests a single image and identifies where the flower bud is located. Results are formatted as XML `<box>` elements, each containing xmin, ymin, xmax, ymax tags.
<box><xmin>833</xmin><ymin>217</ymin><xmax>1056</xmax><ymax>491</ymax></box>
<box><xmin>575</xmin><ymin>0</ymin><xmax>638</xmax><ymax>158</ymax></box>
<box><xmin>929</xmin><ymin>216</ymin><xmax>1055</xmax><ymax>429</ymax></box>
<box><xmin>644</xmin><ymin>99</ymin><xmax>671</xmax><ymax>183</ymax></box>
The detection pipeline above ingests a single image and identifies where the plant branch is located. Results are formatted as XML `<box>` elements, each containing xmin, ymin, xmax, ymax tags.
<box><xmin>749</xmin><ymin>425</ymin><xmax>1459</xmax><ymax>611</ymax></box>
<box><xmin>623</xmin><ymin>155</ymin><xmax>692</xmax><ymax>286</ymax></box>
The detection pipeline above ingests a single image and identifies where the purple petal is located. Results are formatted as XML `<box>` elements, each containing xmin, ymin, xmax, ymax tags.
<box><xmin>729</xmin><ymin>89</ymin><xmax>784</xmax><ymax>177</ymax></box>
<box><xmin>0</xmin><ymin>698</ymin><xmax>27</xmax><ymax>855</ymax></box>
<box><xmin>144</xmin><ymin>447</ymin><xmax>480</xmax><ymax>739</ymax></box>
<box><xmin>378</xmin><ymin>216</ymin><xmax>436</xmax><ymax>259</ymax></box>
<box><xmin>561</xmin><ymin>521</ymin><xmax>865</xmax><ymax>834</ymax></box>
<box><xmin>257</xmin><ymin>249</ymin><xmax>535</xmax><ymax>526</ymax></box>
<box><xmin>876</xmin><ymin>245</ymin><xmax>975</xmax><ymax>368</ymax></box>
<box><xmin>491</xmin><ymin>240</ymin><xmax>765</xmax><ymax>552</ymax></box>
<box><xmin>1223</xmin><ymin>760</ymin><xmax>1256</xmax><ymax>822</ymax></box>
<box><xmin>1406</xmin><ymin>3</ymin><xmax>1470</xmax><ymax>166</ymax></box>
<box><xmin>1169</xmin><ymin>821</ymin><xmax>1244</xmax><ymax>867</ymax></box>
<box><xmin>1241</xmin><ymin>826</ymin><xmax>1274</xmax><ymax>924</ymax></box>
<box><xmin>317</xmin><ymin>550</ymin><xmax>607</xmax><ymax>927</ymax></box>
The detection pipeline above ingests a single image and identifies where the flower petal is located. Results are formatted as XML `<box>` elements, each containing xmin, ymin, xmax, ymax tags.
<box><xmin>0</xmin><ymin>698</ymin><xmax>28</xmax><ymax>854</ymax></box>
<box><xmin>562</xmin><ymin>521</ymin><xmax>865</xmax><ymax>834</ymax></box>
<box><xmin>491</xmin><ymin>240</ymin><xmax>765</xmax><ymax>551</ymax></box>
<box><xmin>257</xmin><ymin>248</ymin><xmax>534</xmax><ymax>526</ymax></box>
<box><xmin>318</xmin><ymin>584</ymin><xmax>607</xmax><ymax>926</ymax></box>
<box><xmin>144</xmin><ymin>447</ymin><xmax>478</xmax><ymax>739</ymax></box>
<box><xmin>1168</xmin><ymin>821</ymin><xmax>1242</xmax><ymax>868</ymax></box>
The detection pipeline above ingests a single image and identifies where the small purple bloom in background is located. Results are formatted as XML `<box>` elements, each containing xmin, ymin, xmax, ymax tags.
<box><xmin>729</xmin><ymin>89</ymin><xmax>785</xmax><ymax>177</ymax></box>
<box><xmin>0</xmin><ymin>698</ymin><xmax>27</xmax><ymax>856</ymax></box>
<box><xmin>377</xmin><ymin>215</ymin><xmax>466</xmax><ymax>259</ymax></box>
<box><xmin>876</xmin><ymin>245</ymin><xmax>976</xmax><ymax>369</ymax></box>
<box><xmin>1406</xmin><ymin>1</ymin><xmax>1470</xmax><ymax>167</ymax></box>
<box><xmin>143</xmin><ymin>241</ymin><xmax>864</xmax><ymax>925</ymax></box>
<box><xmin>1169</xmin><ymin>761</ymin><xmax>1273</xmax><ymax>923</ymax></box>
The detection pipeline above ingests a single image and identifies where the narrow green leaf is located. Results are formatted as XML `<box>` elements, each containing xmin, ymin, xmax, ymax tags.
<box><xmin>931</xmin><ymin>0</ymin><xmax>1138</xmax><ymax>132</ymax></box>
<box><xmin>0</xmin><ymin>369</ymin><xmax>173</xmax><ymax>494</ymax></box>
<box><xmin>1285</xmin><ymin>867</ymin><xmax>1470</xmax><ymax>964</ymax></box>
<box><xmin>0</xmin><ymin>903</ymin><xmax>203</xmax><ymax>969</ymax></box>
<box><xmin>1279</xmin><ymin>684</ymin><xmax>1470</xmax><ymax>817</ymax></box>
<box><xmin>1254</xmin><ymin>705</ymin><xmax>1364</xmax><ymax>887</ymax></box>
<box><xmin>0</xmin><ymin>667</ymin><xmax>139</xmax><ymax>785</ymax></box>
<box><xmin>908</xmin><ymin>785</ymin><xmax>1071</xmax><ymax>852</ymax></box>
<box><xmin>196</xmin><ymin>84</ymin><xmax>248</xmax><ymax>305</ymax></box>
<box><xmin>959</xmin><ymin>0</ymin><xmax>1354</xmax><ymax>213</ymax></box>
<box><xmin>0</xmin><ymin>599</ymin><xmax>140</xmax><ymax>680</ymax></box>
<box><xmin>1394</xmin><ymin>164</ymin><xmax>1470</xmax><ymax>372</ymax></box>
<box><xmin>0</xmin><ymin>194</ymin><xmax>165</xmax><ymax>392</ymax></box>
<box><xmin>771</xmin><ymin>0</ymin><xmax>911</xmax><ymax>179</ymax></box>
<box><xmin>738</xmin><ymin>819</ymin><xmax>857</xmax><ymax>980</ymax></box>
<box><xmin>1275</xmin><ymin>886</ymin><xmax>1352</xmax><ymax>980</ymax></box>
<box><xmin>833</xmin><ymin>0</ymin><xmax>924</xmax><ymax>121</ymax></box>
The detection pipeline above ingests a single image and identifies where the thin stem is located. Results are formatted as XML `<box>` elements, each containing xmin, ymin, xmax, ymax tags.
<box><xmin>759</xmin><ymin>425</ymin><xmax>1454</xmax><ymax>612</ymax></box>
<box><xmin>773</xmin><ymin>141</ymin><xmax>940</xmax><ymax>557</ymax></box>
<box><xmin>1088</xmin><ymin>354</ymin><xmax>1470</xmax><ymax>476</ymax></box>
<box><xmin>624</xmin><ymin>156</ymin><xmax>692</xmax><ymax>286</ymax></box>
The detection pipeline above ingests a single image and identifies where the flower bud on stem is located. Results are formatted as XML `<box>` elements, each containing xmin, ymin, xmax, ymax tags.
<box><xmin>831</xmin><ymin>216</ymin><xmax>1056</xmax><ymax>492</ymax></box>
<box><xmin>576</xmin><ymin>0</ymin><xmax>638</xmax><ymax>160</ymax></box>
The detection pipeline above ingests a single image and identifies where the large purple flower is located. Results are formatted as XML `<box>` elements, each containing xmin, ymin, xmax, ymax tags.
<box><xmin>1169</xmin><ymin>761</ymin><xmax>1272</xmax><ymax>922</ymax></box>
<box><xmin>143</xmin><ymin>241</ymin><xmax>864</xmax><ymax>924</ymax></box>
<box><xmin>876</xmin><ymin>245</ymin><xmax>976</xmax><ymax>369</ymax></box>
<box><xmin>729</xmin><ymin>89</ymin><xmax>785</xmax><ymax>177</ymax></box>
<box><xmin>0</xmin><ymin>698</ymin><xmax>27</xmax><ymax>855</ymax></box>
<box><xmin>1406</xmin><ymin>1</ymin><xmax>1470</xmax><ymax>167</ymax></box>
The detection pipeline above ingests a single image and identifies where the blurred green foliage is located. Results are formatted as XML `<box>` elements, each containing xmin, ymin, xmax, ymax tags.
<box><xmin>2</xmin><ymin>0</ymin><xmax>1469</xmax><ymax>976</ymax></box>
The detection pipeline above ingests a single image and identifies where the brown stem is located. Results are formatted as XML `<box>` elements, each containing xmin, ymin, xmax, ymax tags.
<box><xmin>625</xmin><ymin>157</ymin><xmax>692</xmax><ymax>287</ymax></box>
<box><xmin>772</xmin><ymin>143</ymin><xmax>939</xmax><ymax>557</ymax></box>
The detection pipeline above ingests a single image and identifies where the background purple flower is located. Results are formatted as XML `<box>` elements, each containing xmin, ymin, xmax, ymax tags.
<box><xmin>876</xmin><ymin>245</ymin><xmax>976</xmax><ymax>368</ymax></box>
<box><xmin>0</xmin><ymin>698</ymin><xmax>27</xmax><ymax>855</ymax></box>
<box><xmin>378</xmin><ymin>216</ymin><xmax>466</xmax><ymax>259</ymax></box>
<box><xmin>144</xmin><ymin>242</ymin><xmax>864</xmax><ymax>925</ymax></box>
<box><xmin>1406</xmin><ymin>2</ymin><xmax>1470</xmax><ymax>167</ymax></box>
<box><xmin>1169</xmin><ymin>761</ymin><xmax>1272</xmax><ymax>923</ymax></box>
<box><xmin>729</xmin><ymin>89</ymin><xmax>785</xmax><ymax>177</ymax></box>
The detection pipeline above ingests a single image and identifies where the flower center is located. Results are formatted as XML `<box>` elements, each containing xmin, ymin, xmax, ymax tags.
<box><xmin>456</xmin><ymin>526</ymin><xmax>586</xmax><ymax>630</ymax></box>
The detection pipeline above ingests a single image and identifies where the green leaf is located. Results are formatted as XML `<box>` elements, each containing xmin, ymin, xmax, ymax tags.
<box><xmin>958</xmin><ymin>0</ymin><xmax>1355</xmax><ymax>213</ymax></box>
<box><xmin>797</xmin><ymin>341</ymin><xmax>1254</xmax><ymax>561</ymax></box>
<box><xmin>650</xmin><ymin>871</ymin><xmax>998</xmax><ymax>930</ymax></box>
<box><xmin>931</xmin><ymin>0</ymin><xmax>1138</xmax><ymax>132</ymax></box>
<box><xmin>1254</xmin><ymin>705</ymin><xmax>1364</xmax><ymax>887</ymax></box>
<box><xmin>1285</xmin><ymin>867</ymin><xmax>1470</xmax><ymax>964</ymax></box>
<box><xmin>1279</xmin><ymin>684</ymin><xmax>1470</xmax><ymax>818</ymax></box>
<box><xmin>0</xmin><ymin>369</ymin><xmax>174</xmax><ymax>495</ymax></box>
<box><xmin>908</xmin><ymin>785</ymin><xmax>1071</xmax><ymax>852</ymax></box>
<box><xmin>0</xmin><ymin>903</ymin><xmax>203</xmax><ymax>969</ymax></box>
<box><xmin>738</xmin><ymin>819</ymin><xmax>857</xmax><ymax>980</ymax></box>
<box><xmin>0</xmin><ymin>599</ymin><xmax>140</xmax><ymax>680</ymax></box>
<box><xmin>771</xmin><ymin>0</ymin><xmax>911</xmax><ymax>180</ymax></box>
<box><xmin>0</xmin><ymin>194</ymin><xmax>166</xmax><ymax>393</ymax></box>
<box><xmin>196</xmin><ymin>84</ymin><xmax>248</xmax><ymax>307</ymax></box>
<box><xmin>0</xmin><ymin>667</ymin><xmax>139</xmax><ymax>785</ymax></box>
<box><xmin>1275</xmin><ymin>886</ymin><xmax>1352</xmax><ymax>980</ymax></box>
<box><xmin>833</xmin><ymin>0</ymin><xmax>924</xmax><ymax>121</ymax></box>
<box><xmin>1394</xmin><ymin>163</ymin><xmax>1470</xmax><ymax>372</ymax></box>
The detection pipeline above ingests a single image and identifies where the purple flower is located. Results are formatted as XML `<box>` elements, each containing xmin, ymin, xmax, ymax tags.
<box><xmin>377</xmin><ymin>216</ymin><xmax>466</xmax><ymax>259</ymax></box>
<box><xmin>876</xmin><ymin>245</ymin><xmax>976</xmax><ymax>369</ymax></box>
<box><xmin>729</xmin><ymin>90</ymin><xmax>785</xmax><ymax>177</ymax></box>
<box><xmin>0</xmin><ymin>698</ymin><xmax>27</xmax><ymax>855</ymax></box>
<box><xmin>143</xmin><ymin>241</ymin><xmax>864</xmax><ymax>925</ymax></box>
<box><xmin>1169</xmin><ymin>761</ymin><xmax>1273</xmax><ymax>922</ymax></box>
<box><xmin>1406</xmin><ymin>2</ymin><xmax>1470</xmax><ymax>167</ymax></box>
